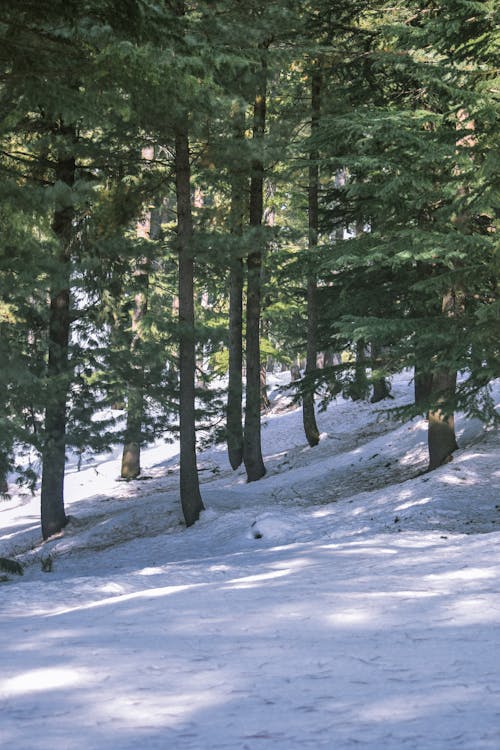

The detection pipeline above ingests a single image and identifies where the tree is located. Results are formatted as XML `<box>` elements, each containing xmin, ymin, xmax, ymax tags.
<box><xmin>243</xmin><ymin>45</ymin><xmax>268</xmax><ymax>482</ymax></box>
<box><xmin>302</xmin><ymin>63</ymin><xmax>322</xmax><ymax>447</ymax></box>
<box><xmin>175</xmin><ymin>118</ymin><xmax>205</xmax><ymax>524</ymax></box>
<box><xmin>226</xmin><ymin>106</ymin><xmax>247</xmax><ymax>470</ymax></box>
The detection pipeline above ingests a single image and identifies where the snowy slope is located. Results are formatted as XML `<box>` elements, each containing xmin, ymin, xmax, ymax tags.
<box><xmin>1</xmin><ymin>372</ymin><xmax>499</xmax><ymax>750</ymax></box>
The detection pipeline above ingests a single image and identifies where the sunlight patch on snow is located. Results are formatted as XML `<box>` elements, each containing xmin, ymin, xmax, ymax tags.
<box><xmin>137</xmin><ymin>567</ymin><xmax>165</xmax><ymax>576</ymax></box>
<box><xmin>358</xmin><ymin>686</ymin><xmax>481</xmax><ymax>723</ymax></box>
<box><xmin>446</xmin><ymin>596</ymin><xmax>500</xmax><ymax>625</ymax></box>
<box><xmin>426</xmin><ymin>567</ymin><xmax>497</xmax><ymax>582</ymax></box>
<box><xmin>311</xmin><ymin>507</ymin><xmax>336</xmax><ymax>518</ymax></box>
<box><xmin>318</xmin><ymin>543</ymin><xmax>398</xmax><ymax>557</ymax></box>
<box><xmin>99</xmin><ymin>687</ymin><xmax>224</xmax><ymax>728</ymax></box>
<box><xmin>49</xmin><ymin>582</ymin><xmax>206</xmax><ymax>615</ymax></box>
<box><xmin>225</xmin><ymin>568</ymin><xmax>292</xmax><ymax>589</ymax></box>
<box><xmin>1</xmin><ymin>667</ymin><xmax>90</xmax><ymax>696</ymax></box>
<box><xmin>395</xmin><ymin>496</ymin><xmax>431</xmax><ymax>511</ymax></box>
<box><xmin>98</xmin><ymin>582</ymin><xmax>127</xmax><ymax>594</ymax></box>
<box><xmin>326</xmin><ymin>608</ymin><xmax>373</xmax><ymax>626</ymax></box>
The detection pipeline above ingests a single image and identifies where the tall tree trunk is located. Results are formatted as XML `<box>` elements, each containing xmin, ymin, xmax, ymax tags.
<box><xmin>120</xmin><ymin>156</ymin><xmax>154</xmax><ymax>480</ymax></box>
<box><xmin>227</xmin><ymin>105</ymin><xmax>246</xmax><ymax>470</ymax></box>
<box><xmin>121</xmin><ymin>259</ymin><xmax>148</xmax><ymax>480</ymax></box>
<box><xmin>303</xmin><ymin>66</ymin><xmax>321</xmax><ymax>448</ymax></box>
<box><xmin>40</xmin><ymin>133</ymin><xmax>74</xmax><ymax>540</ymax></box>
<box><xmin>121</xmin><ymin>149</ymin><xmax>156</xmax><ymax>479</ymax></box>
<box><xmin>243</xmin><ymin>54</ymin><xmax>267</xmax><ymax>482</ymax></box>
<box><xmin>175</xmin><ymin>122</ymin><xmax>204</xmax><ymax>525</ymax></box>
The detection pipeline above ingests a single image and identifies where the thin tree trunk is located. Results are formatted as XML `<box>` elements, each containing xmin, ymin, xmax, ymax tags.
<box><xmin>303</xmin><ymin>65</ymin><xmax>321</xmax><ymax>447</ymax></box>
<box><xmin>243</xmin><ymin>54</ymin><xmax>267</xmax><ymax>482</ymax></box>
<box><xmin>227</xmin><ymin>105</ymin><xmax>246</xmax><ymax>470</ymax></box>
<box><xmin>175</xmin><ymin>121</ymin><xmax>204</xmax><ymax>525</ymax></box>
<box><xmin>40</xmin><ymin>134</ymin><xmax>74</xmax><ymax>540</ymax></box>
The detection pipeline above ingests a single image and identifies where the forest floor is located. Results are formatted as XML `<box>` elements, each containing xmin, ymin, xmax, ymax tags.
<box><xmin>1</xmin><ymin>372</ymin><xmax>499</xmax><ymax>750</ymax></box>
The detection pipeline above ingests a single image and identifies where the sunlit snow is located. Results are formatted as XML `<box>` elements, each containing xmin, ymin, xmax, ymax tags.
<box><xmin>1</xmin><ymin>371</ymin><xmax>499</xmax><ymax>750</ymax></box>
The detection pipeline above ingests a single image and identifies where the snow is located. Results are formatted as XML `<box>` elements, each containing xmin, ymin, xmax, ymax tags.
<box><xmin>1</xmin><ymin>372</ymin><xmax>499</xmax><ymax>750</ymax></box>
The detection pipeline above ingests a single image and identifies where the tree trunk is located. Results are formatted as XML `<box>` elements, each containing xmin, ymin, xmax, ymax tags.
<box><xmin>227</xmin><ymin>253</ymin><xmax>244</xmax><ymax>469</ymax></box>
<box><xmin>40</xmin><ymin>137</ymin><xmax>74</xmax><ymax>540</ymax></box>
<box><xmin>428</xmin><ymin>370</ymin><xmax>458</xmax><ymax>470</ymax></box>
<box><xmin>350</xmin><ymin>339</ymin><xmax>369</xmax><ymax>402</ymax></box>
<box><xmin>120</xmin><ymin>271</ymin><xmax>147</xmax><ymax>480</ymax></box>
<box><xmin>175</xmin><ymin>121</ymin><xmax>205</xmax><ymax>525</ymax></box>
<box><xmin>427</xmin><ymin>290</ymin><xmax>461</xmax><ymax>470</ymax></box>
<box><xmin>302</xmin><ymin>65</ymin><xmax>322</xmax><ymax>447</ymax></box>
<box><xmin>227</xmin><ymin>105</ymin><xmax>246</xmax><ymax>470</ymax></box>
<box><xmin>414</xmin><ymin>364</ymin><xmax>433</xmax><ymax>408</ymax></box>
<box><xmin>0</xmin><ymin>471</ymin><xmax>8</xmax><ymax>497</ymax></box>
<box><xmin>370</xmin><ymin>343</ymin><xmax>391</xmax><ymax>403</ymax></box>
<box><xmin>260</xmin><ymin>364</ymin><xmax>270</xmax><ymax>410</ymax></box>
<box><xmin>121</xmin><ymin>373</ymin><xmax>144</xmax><ymax>480</ymax></box>
<box><xmin>243</xmin><ymin>55</ymin><xmax>267</xmax><ymax>482</ymax></box>
<box><xmin>120</xmin><ymin>195</ymin><xmax>152</xmax><ymax>479</ymax></box>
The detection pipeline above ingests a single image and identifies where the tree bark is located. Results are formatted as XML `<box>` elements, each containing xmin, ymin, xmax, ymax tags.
<box><xmin>227</xmin><ymin>105</ymin><xmax>246</xmax><ymax>470</ymax></box>
<box><xmin>303</xmin><ymin>66</ymin><xmax>321</xmax><ymax>448</ymax></box>
<box><xmin>121</xmin><ymin>272</ymin><xmax>147</xmax><ymax>480</ymax></box>
<box><xmin>175</xmin><ymin>121</ymin><xmax>204</xmax><ymax>525</ymax></box>
<box><xmin>414</xmin><ymin>364</ymin><xmax>433</xmax><ymax>408</ymax></box>
<box><xmin>427</xmin><ymin>290</ymin><xmax>460</xmax><ymax>470</ymax></box>
<box><xmin>121</xmin><ymin>389</ymin><xmax>142</xmax><ymax>479</ymax></box>
<box><xmin>428</xmin><ymin>370</ymin><xmax>458</xmax><ymax>470</ymax></box>
<box><xmin>350</xmin><ymin>339</ymin><xmax>369</xmax><ymax>401</ymax></box>
<box><xmin>40</xmin><ymin>134</ymin><xmax>74</xmax><ymax>540</ymax></box>
<box><xmin>243</xmin><ymin>55</ymin><xmax>267</xmax><ymax>482</ymax></box>
<box><xmin>370</xmin><ymin>343</ymin><xmax>391</xmax><ymax>403</ymax></box>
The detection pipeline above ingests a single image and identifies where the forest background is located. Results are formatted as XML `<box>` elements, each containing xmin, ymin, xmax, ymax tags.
<box><xmin>0</xmin><ymin>0</ymin><xmax>497</xmax><ymax>540</ymax></box>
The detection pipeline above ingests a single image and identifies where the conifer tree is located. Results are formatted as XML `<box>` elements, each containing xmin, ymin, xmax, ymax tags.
<box><xmin>302</xmin><ymin>62</ymin><xmax>322</xmax><ymax>448</ymax></box>
<box><xmin>243</xmin><ymin>47</ymin><xmax>268</xmax><ymax>482</ymax></box>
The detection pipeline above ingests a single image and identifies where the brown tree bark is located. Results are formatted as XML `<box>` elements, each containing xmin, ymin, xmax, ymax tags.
<box><xmin>427</xmin><ymin>291</ymin><xmax>460</xmax><ymax>470</ymax></box>
<box><xmin>303</xmin><ymin>65</ymin><xmax>321</xmax><ymax>448</ymax></box>
<box><xmin>428</xmin><ymin>370</ymin><xmax>458</xmax><ymax>470</ymax></box>
<box><xmin>414</xmin><ymin>364</ymin><xmax>434</xmax><ymax>408</ymax></box>
<box><xmin>40</xmin><ymin>127</ymin><xmax>75</xmax><ymax>540</ymax></box>
<box><xmin>370</xmin><ymin>343</ymin><xmax>391</xmax><ymax>403</ymax></box>
<box><xmin>120</xmin><ymin>258</ymin><xmax>148</xmax><ymax>480</ymax></box>
<box><xmin>120</xmin><ymin>167</ymin><xmax>152</xmax><ymax>480</ymax></box>
<box><xmin>243</xmin><ymin>54</ymin><xmax>267</xmax><ymax>482</ymax></box>
<box><xmin>227</xmin><ymin>105</ymin><xmax>246</xmax><ymax>470</ymax></box>
<box><xmin>175</xmin><ymin>122</ymin><xmax>205</xmax><ymax>525</ymax></box>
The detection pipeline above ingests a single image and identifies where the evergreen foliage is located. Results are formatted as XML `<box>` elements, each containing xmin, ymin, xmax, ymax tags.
<box><xmin>0</xmin><ymin>0</ymin><xmax>497</xmax><ymax>535</ymax></box>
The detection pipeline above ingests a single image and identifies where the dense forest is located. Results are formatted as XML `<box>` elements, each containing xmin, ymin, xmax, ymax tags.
<box><xmin>0</xmin><ymin>0</ymin><xmax>497</xmax><ymax>539</ymax></box>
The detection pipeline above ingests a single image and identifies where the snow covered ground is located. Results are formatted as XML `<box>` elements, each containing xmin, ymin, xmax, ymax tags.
<box><xmin>1</xmin><ymin>372</ymin><xmax>499</xmax><ymax>750</ymax></box>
